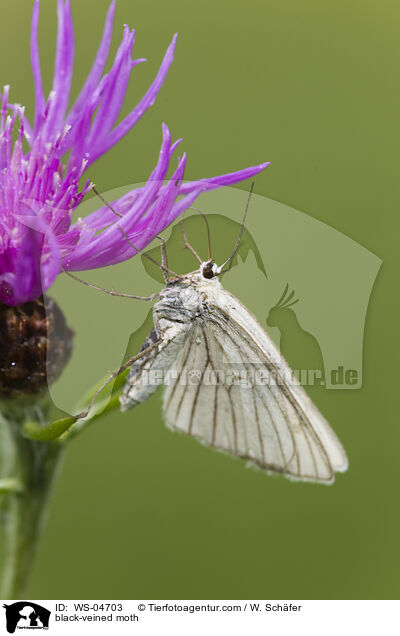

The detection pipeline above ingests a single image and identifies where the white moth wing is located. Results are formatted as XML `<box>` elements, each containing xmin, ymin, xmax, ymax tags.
<box><xmin>163</xmin><ymin>283</ymin><xmax>348</xmax><ymax>484</ymax></box>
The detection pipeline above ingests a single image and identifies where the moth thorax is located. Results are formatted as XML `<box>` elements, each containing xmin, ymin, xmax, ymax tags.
<box><xmin>201</xmin><ymin>260</ymin><xmax>219</xmax><ymax>279</ymax></box>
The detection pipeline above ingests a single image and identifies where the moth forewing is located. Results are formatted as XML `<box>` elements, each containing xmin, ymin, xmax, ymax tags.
<box><xmin>207</xmin><ymin>281</ymin><xmax>349</xmax><ymax>476</ymax></box>
<box><xmin>120</xmin><ymin>270</ymin><xmax>348</xmax><ymax>484</ymax></box>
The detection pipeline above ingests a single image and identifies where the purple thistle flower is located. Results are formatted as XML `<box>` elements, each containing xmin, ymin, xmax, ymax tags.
<box><xmin>0</xmin><ymin>0</ymin><xmax>269</xmax><ymax>307</ymax></box>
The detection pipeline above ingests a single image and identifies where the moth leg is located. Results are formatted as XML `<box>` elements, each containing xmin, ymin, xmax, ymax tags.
<box><xmin>63</xmin><ymin>270</ymin><xmax>158</xmax><ymax>301</ymax></box>
<box><xmin>186</xmin><ymin>207</ymin><xmax>212</xmax><ymax>260</ymax></box>
<box><xmin>179</xmin><ymin>219</ymin><xmax>202</xmax><ymax>264</ymax></box>
<box><xmin>120</xmin><ymin>325</ymin><xmax>168</xmax><ymax>410</ymax></box>
<box><xmin>75</xmin><ymin>337</ymin><xmax>163</xmax><ymax>420</ymax></box>
<box><xmin>155</xmin><ymin>234</ymin><xmax>171</xmax><ymax>283</ymax></box>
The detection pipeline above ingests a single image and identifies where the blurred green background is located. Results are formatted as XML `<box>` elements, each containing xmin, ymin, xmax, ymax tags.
<box><xmin>0</xmin><ymin>0</ymin><xmax>398</xmax><ymax>599</ymax></box>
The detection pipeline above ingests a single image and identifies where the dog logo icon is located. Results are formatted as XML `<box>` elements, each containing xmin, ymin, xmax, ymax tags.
<box><xmin>2</xmin><ymin>602</ymin><xmax>50</xmax><ymax>633</ymax></box>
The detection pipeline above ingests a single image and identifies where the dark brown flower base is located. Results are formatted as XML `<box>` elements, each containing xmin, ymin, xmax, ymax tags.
<box><xmin>0</xmin><ymin>297</ymin><xmax>74</xmax><ymax>398</ymax></box>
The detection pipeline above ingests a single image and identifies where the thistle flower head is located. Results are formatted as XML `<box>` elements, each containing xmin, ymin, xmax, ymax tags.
<box><xmin>0</xmin><ymin>0</ymin><xmax>269</xmax><ymax>307</ymax></box>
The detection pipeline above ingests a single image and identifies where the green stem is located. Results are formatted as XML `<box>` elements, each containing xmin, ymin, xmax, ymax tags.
<box><xmin>0</xmin><ymin>416</ymin><xmax>65</xmax><ymax>599</ymax></box>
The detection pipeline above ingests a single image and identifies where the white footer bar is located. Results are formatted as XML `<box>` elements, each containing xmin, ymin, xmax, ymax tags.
<box><xmin>0</xmin><ymin>599</ymin><xmax>395</xmax><ymax>635</ymax></box>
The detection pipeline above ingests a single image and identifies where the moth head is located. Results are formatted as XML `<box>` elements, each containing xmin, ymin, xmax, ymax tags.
<box><xmin>200</xmin><ymin>260</ymin><xmax>220</xmax><ymax>280</ymax></box>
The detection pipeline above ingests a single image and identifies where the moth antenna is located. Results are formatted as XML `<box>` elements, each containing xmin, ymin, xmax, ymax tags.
<box><xmin>92</xmin><ymin>185</ymin><xmax>181</xmax><ymax>279</ymax></box>
<box><xmin>217</xmin><ymin>181</ymin><xmax>255</xmax><ymax>274</ymax></box>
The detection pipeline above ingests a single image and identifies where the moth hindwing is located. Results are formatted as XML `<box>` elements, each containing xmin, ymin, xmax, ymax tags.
<box><xmin>120</xmin><ymin>268</ymin><xmax>348</xmax><ymax>484</ymax></box>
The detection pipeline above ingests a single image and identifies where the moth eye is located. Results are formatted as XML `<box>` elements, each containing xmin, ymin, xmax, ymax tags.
<box><xmin>201</xmin><ymin>261</ymin><xmax>216</xmax><ymax>279</ymax></box>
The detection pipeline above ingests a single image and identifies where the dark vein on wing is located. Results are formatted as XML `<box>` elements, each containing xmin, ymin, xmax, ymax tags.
<box><xmin>201</xmin><ymin>326</ymin><xmax>219</xmax><ymax>447</ymax></box>
<box><xmin>165</xmin><ymin>337</ymin><xmax>192</xmax><ymax>411</ymax></box>
<box><xmin>205</xmin><ymin>326</ymin><xmax>249</xmax><ymax>455</ymax></box>
<box><xmin>210</xmin><ymin>319</ymin><xmax>288</xmax><ymax>468</ymax></box>
<box><xmin>188</xmin><ymin>328</ymin><xmax>209</xmax><ymax>435</ymax></box>
<box><xmin>211</xmin><ymin>308</ymin><xmax>333</xmax><ymax>479</ymax></box>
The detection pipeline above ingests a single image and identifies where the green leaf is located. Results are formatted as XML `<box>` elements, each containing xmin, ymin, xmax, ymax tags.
<box><xmin>22</xmin><ymin>416</ymin><xmax>77</xmax><ymax>442</ymax></box>
<box><xmin>65</xmin><ymin>386</ymin><xmax>124</xmax><ymax>440</ymax></box>
<box><xmin>22</xmin><ymin>311</ymin><xmax>155</xmax><ymax>443</ymax></box>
